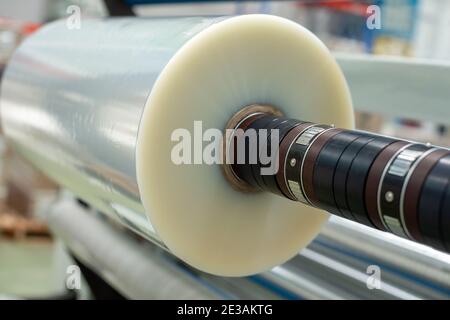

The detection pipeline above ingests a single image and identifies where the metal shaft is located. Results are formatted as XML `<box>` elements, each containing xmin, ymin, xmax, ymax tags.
<box><xmin>228</xmin><ymin>113</ymin><xmax>450</xmax><ymax>253</ymax></box>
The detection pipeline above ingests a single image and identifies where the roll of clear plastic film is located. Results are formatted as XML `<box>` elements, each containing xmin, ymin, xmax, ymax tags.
<box><xmin>0</xmin><ymin>15</ymin><xmax>353</xmax><ymax>276</ymax></box>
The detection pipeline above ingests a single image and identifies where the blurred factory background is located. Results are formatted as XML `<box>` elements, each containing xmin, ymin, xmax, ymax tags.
<box><xmin>0</xmin><ymin>0</ymin><xmax>449</xmax><ymax>300</ymax></box>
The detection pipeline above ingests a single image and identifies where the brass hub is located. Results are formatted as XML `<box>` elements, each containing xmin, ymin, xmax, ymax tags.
<box><xmin>221</xmin><ymin>104</ymin><xmax>283</xmax><ymax>192</ymax></box>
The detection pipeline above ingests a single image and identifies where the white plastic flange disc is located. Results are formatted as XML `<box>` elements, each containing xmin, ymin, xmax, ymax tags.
<box><xmin>137</xmin><ymin>14</ymin><xmax>353</xmax><ymax>276</ymax></box>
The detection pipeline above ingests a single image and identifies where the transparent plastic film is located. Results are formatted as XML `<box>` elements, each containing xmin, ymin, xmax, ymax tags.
<box><xmin>0</xmin><ymin>15</ymin><xmax>353</xmax><ymax>276</ymax></box>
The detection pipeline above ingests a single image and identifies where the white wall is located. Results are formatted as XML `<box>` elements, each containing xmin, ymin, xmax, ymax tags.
<box><xmin>414</xmin><ymin>0</ymin><xmax>450</xmax><ymax>60</ymax></box>
<box><xmin>0</xmin><ymin>0</ymin><xmax>51</xmax><ymax>23</ymax></box>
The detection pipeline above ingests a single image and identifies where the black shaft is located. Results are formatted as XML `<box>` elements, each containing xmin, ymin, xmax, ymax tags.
<box><xmin>229</xmin><ymin>114</ymin><xmax>450</xmax><ymax>253</ymax></box>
